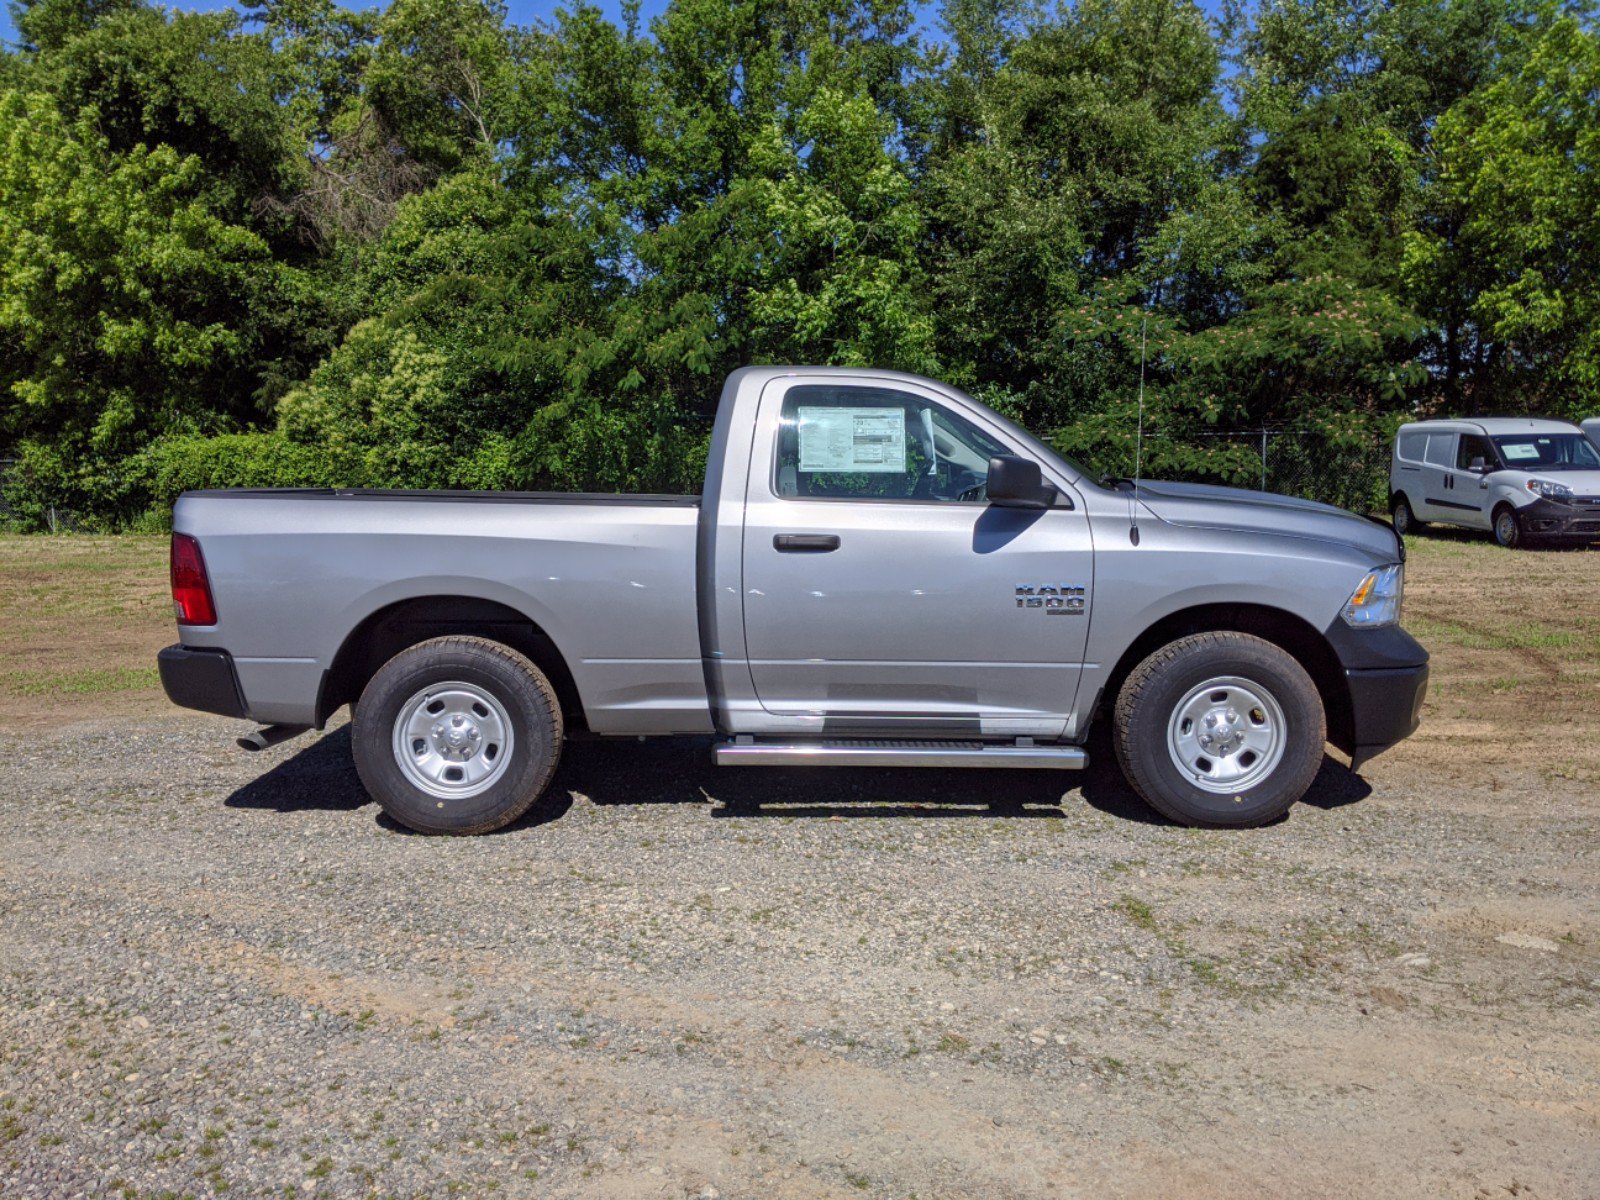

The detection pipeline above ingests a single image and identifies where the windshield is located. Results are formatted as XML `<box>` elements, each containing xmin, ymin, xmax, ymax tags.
<box><xmin>1491</xmin><ymin>433</ymin><xmax>1600</xmax><ymax>471</ymax></box>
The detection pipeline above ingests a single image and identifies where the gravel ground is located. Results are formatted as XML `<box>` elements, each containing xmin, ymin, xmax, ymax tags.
<box><xmin>2</xmin><ymin>536</ymin><xmax>1598</xmax><ymax>1199</ymax></box>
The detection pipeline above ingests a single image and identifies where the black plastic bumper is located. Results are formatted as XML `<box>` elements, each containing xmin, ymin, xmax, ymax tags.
<box><xmin>1344</xmin><ymin>663</ymin><xmax>1429</xmax><ymax>769</ymax></box>
<box><xmin>157</xmin><ymin>644</ymin><xmax>248</xmax><ymax>719</ymax></box>
<box><xmin>1322</xmin><ymin>621</ymin><xmax>1429</xmax><ymax>770</ymax></box>
<box><xmin>1516</xmin><ymin>497</ymin><xmax>1600</xmax><ymax>541</ymax></box>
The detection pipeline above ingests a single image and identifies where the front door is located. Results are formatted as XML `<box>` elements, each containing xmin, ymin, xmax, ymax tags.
<box><xmin>738</xmin><ymin>376</ymin><xmax>1093</xmax><ymax>738</ymax></box>
<box><xmin>1446</xmin><ymin>432</ymin><xmax>1495</xmax><ymax>529</ymax></box>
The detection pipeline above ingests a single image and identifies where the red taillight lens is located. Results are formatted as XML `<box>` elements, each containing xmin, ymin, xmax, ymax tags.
<box><xmin>170</xmin><ymin>533</ymin><xmax>218</xmax><ymax>626</ymax></box>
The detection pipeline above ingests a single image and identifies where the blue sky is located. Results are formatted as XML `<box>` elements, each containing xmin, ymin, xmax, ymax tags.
<box><xmin>3</xmin><ymin>0</ymin><xmax>1228</xmax><ymax>51</ymax></box>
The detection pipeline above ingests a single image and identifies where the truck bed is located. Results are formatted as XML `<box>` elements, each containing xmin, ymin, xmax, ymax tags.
<box><xmin>172</xmin><ymin>488</ymin><xmax>711</xmax><ymax>733</ymax></box>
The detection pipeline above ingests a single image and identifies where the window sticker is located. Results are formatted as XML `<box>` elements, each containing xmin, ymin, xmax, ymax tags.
<box><xmin>797</xmin><ymin>406</ymin><xmax>907</xmax><ymax>473</ymax></box>
<box><xmin>1501</xmin><ymin>443</ymin><xmax>1540</xmax><ymax>462</ymax></box>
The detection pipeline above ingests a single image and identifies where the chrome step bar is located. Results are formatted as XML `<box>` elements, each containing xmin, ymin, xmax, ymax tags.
<box><xmin>713</xmin><ymin>738</ymin><xmax>1087</xmax><ymax>770</ymax></box>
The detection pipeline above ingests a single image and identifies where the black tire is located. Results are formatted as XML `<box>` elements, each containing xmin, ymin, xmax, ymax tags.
<box><xmin>1492</xmin><ymin>504</ymin><xmax>1522</xmax><ymax>549</ymax></box>
<box><xmin>352</xmin><ymin>636</ymin><xmax>563</xmax><ymax>834</ymax></box>
<box><xmin>1391</xmin><ymin>494</ymin><xmax>1418</xmax><ymax>537</ymax></box>
<box><xmin>1112</xmin><ymin>632</ymin><xmax>1326</xmax><ymax>828</ymax></box>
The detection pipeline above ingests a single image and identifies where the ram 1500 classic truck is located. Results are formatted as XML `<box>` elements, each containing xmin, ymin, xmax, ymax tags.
<box><xmin>159</xmin><ymin>366</ymin><xmax>1428</xmax><ymax>833</ymax></box>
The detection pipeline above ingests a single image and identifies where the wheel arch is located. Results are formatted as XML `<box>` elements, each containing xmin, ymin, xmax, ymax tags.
<box><xmin>315</xmin><ymin>596</ymin><xmax>585</xmax><ymax>731</ymax></box>
<box><xmin>1092</xmin><ymin>602</ymin><xmax>1354</xmax><ymax>755</ymax></box>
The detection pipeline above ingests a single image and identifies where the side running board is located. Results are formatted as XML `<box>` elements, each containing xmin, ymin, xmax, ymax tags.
<box><xmin>713</xmin><ymin>738</ymin><xmax>1087</xmax><ymax>770</ymax></box>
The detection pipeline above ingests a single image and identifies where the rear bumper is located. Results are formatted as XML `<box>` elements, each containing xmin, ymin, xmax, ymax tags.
<box><xmin>157</xmin><ymin>644</ymin><xmax>248</xmax><ymax>720</ymax></box>
<box><xmin>1344</xmin><ymin>663</ymin><xmax>1429</xmax><ymax>770</ymax></box>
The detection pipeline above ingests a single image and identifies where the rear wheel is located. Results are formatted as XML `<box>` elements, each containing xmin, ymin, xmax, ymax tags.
<box><xmin>1493</xmin><ymin>504</ymin><xmax>1522</xmax><ymax>549</ymax></box>
<box><xmin>353</xmin><ymin>636</ymin><xmax>562</xmax><ymax>834</ymax></box>
<box><xmin>1391</xmin><ymin>494</ymin><xmax>1418</xmax><ymax>537</ymax></box>
<box><xmin>1112</xmin><ymin>632</ymin><xmax>1325</xmax><ymax>827</ymax></box>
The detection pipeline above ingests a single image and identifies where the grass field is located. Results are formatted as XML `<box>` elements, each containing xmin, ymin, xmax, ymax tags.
<box><xmin>0</xmin><ymin>535</ymin><xmax>170</xmax><ymax>722</ymax></box>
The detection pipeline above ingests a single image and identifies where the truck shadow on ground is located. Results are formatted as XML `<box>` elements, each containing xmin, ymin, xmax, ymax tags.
<box><xmin>223</xmin><ymin>726</ymin><xmax>1372</xmax><ymax>833</ymax></box>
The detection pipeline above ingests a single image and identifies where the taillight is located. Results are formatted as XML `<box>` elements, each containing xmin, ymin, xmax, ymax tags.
<box><xmin>170</xmin><ymin>533</ymin><xmax>218</xmax><ymax>626</ymax></box>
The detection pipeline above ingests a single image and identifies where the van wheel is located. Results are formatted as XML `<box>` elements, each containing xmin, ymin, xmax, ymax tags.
<box><xmin>1112</xmin><ymin>633</ymin><xmax>1325</xmax><ymax>828</ymax></box>
<box><xmin>1391</xmin><ymin>495</ymin><xmax>1417</xmax><ymax>537</ymax></box>
<box><xmin>1493</xmin><ymin>505</ymin><xmax>1522</xmax><ymax>549</ymax></box>
<box><xmin>352</xmin><ymin>636</ymin><xmax>563</xmax><ymax>834</ymax></box>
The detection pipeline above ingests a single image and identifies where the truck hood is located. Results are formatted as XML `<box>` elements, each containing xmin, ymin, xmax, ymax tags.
<box><xmin>1132</xmin><ymin>480</ymin><xmax>1401</xmax><ymax>561</ymax></box>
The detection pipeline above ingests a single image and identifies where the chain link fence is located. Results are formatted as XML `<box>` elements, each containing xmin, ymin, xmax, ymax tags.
<box><xmin>0</xmin><ymin>458</ymin><xmax>17</xmax><ymax>530</ymax></box>
<box><xmin>0</xmin><ymin>457</ymin><xmax>88</xmax><ymax>532</ymax></box>
<box><xmin>1073</xmin><ymin>429</ymin><xmax>1392</xmax><ymax>515</ymax></box>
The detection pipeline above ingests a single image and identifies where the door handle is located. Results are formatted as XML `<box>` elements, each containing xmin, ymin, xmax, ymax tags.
<box><xmin>774</xmin><ymin>534</ymin><xmax>841</xmax><ymax>552</ymax></box>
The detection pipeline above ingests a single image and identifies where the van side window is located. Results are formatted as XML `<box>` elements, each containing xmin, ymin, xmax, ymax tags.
<box><xmin>1456</xmin><ymin>434</ymin><xmax>1494</xmax><ymax>470</ymax></box>
<box><xmin>1397</xmin><ymin>433</ymin><xmax>1427</xmax><ymax>462</ymax></box>
<box><xmin>1423</xmin><ymin>433</ymin><xmax>1455</xmax><ymax>468</ymax></box>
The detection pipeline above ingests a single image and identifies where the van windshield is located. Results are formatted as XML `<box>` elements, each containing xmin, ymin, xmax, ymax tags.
<box><xmin>1491</xmin><ymin>433</ymin><xmax>1600</xmax><ymax>471</ymax></box>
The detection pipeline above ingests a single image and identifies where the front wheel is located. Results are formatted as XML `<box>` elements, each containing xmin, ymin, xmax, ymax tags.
<box><xmin>353</xmin><ymin>636</ymin><xmax>563</xmax><ymax>834</ymax></box>
<box><xmin>1391</xmin><ymin>494</ymin><xmax>1418</xmax><ymax>537</ymax></box>
<box><xmin>1493</xmin><ymin>504</ymin><xmax>1522</xmax><ymax>549</ymax></box>
<box><xmin>1112</xmin><ymin>632</ymin><xmax>1326</xmax><ymax>827</ymax></box>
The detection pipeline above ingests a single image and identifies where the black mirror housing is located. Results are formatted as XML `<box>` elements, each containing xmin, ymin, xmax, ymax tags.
<box><xmin>1470</xmin><ymin>456</ymin><xmax>1489</xmax><ymax>473</ymax></box>
<box><xmin>987</xmin><ymin>455</ymin><xmax>1058</xmax><ymax>510</ymax></box>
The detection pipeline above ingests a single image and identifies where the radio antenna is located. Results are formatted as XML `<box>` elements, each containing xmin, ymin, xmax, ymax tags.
<box><xmin>1130</xmin><ymin>314</ymin><xmax>1147</xmax><ymax>546</ymax></box>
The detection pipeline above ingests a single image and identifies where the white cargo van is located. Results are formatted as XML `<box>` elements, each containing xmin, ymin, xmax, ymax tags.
<box><xmin>1390</xmin><ymin>418</ymin><xmax>1600</xmax><ymax>548</ymax></box>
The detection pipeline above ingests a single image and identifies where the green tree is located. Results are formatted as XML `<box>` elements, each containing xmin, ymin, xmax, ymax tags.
<box><xmin>0</xmin><ymin>91</ymin><xmax>308</xmax><ymax>524</ymax></box>
<box><xmin>925</xmin><ymin>0</ymin><xmax>1247</xmax><ymax>428</ymax></box>
<box><xmin>1404</xmin><ymin>14</ymin><xmax>1600</xmax><ymax>412</ymax></box>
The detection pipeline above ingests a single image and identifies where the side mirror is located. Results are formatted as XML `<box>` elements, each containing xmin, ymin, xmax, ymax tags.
<box><xmin>987</xmin><ymin>455</ymin><xmax>1058</xmax><ymax>510</ymax></box>
<box><xmin>1470</xmin><ymin>457</ymin><xmax>1489</xmax><ymax>473</ymax></box>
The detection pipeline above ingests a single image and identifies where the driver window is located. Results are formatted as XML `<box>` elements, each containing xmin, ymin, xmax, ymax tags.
<box><xmin>1456</xmin><ymin>434</ymin><xmax>1494</xmax><ymax>470</ymax></box>
<box><xmin>773</xmin><ymin>385</ymin><xmax>1009</xmax><ymax>502</ymax></box>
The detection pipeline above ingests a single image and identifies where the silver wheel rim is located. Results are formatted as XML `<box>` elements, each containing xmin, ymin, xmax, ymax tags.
<box><xmin>1394</xmin><ymin>504</ymin><xmax>1409</xmax><ymax>534</ymax></box>
<box><xmin>392</xmin><ymin>680</ymin><xmax>515</xmax><ymax>800</ymax></box>
<box><xmin>1166</xmin><ymin>675</ymin><xmax>1287</xmax><ymax>795</ymax></box>
<box><xmin>1497</xmin><ymin>512</ymin><xmax>1516</xmax><ymax>545</ymax></box>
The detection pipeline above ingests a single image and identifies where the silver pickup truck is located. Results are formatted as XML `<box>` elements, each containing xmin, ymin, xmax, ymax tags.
<box><xmin>159</xmin><ymin>367</ymin><xmax>1427</xmax><ymax>833</ymax></box>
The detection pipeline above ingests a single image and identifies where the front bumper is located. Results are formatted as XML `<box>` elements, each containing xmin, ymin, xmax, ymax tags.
<box><xmin>1322</xmin><ymin>622</ymin><xmax>1429</xmax><ymax>770</ymax></box>
<box><xmin>157</xmin><ymin>644</ymin><xmax>248</xmax><ymax>719</ymax></box>
<box><xmin>1344</xmin><ymin>663</ymin><xmax>1429</xmax><ymax>770</ymax></box>
<box><xmin>1517</xmin><ymin>497</ymin><xmax>1600</xmax><ymax>541</ymax></box>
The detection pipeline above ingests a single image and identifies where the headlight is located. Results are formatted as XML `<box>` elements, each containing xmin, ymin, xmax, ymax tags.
<box><xmin>1342</xmin><ymin>563</ymin><xmax>1404</xmax><ymax>628</ymax></box>
<box><xmin>1526</xmin><ymin>478</ymin><xmax>1574</xmax><ymax>501</ymax></box>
